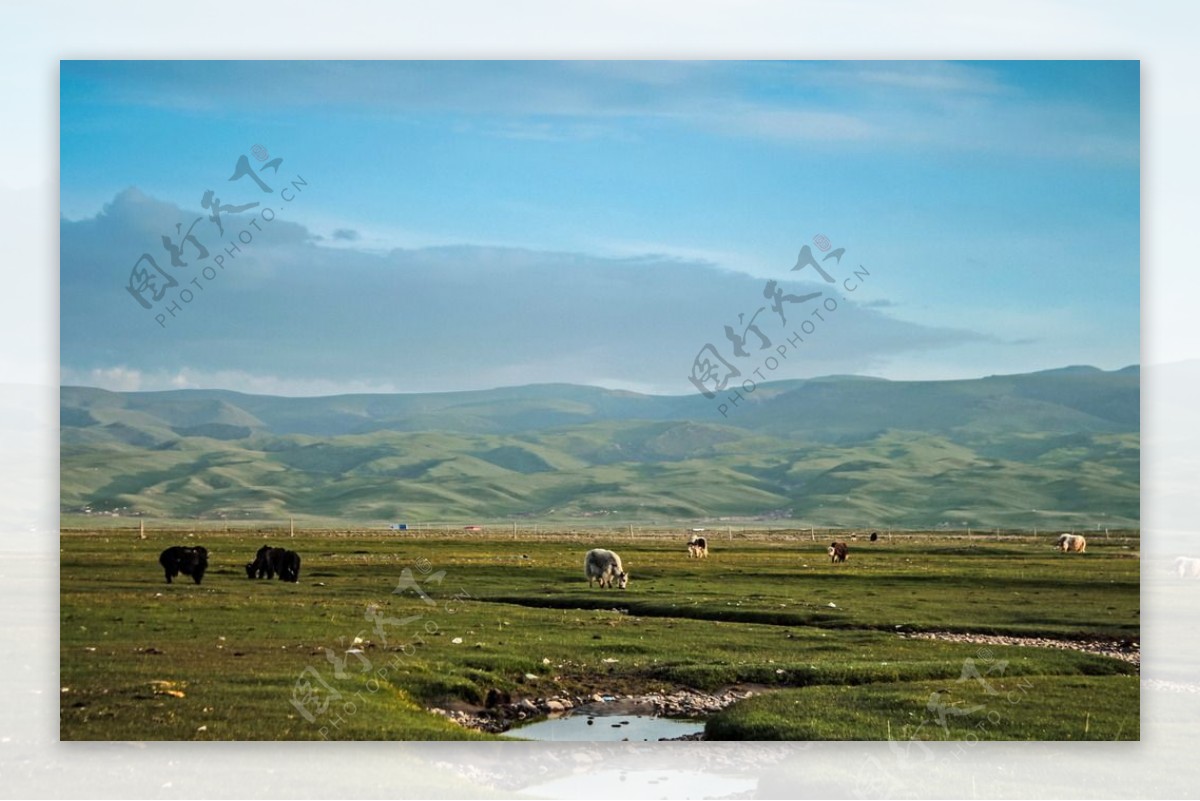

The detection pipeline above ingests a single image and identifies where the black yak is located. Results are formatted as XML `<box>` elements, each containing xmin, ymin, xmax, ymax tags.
<box><xmin>159</xmin><ymin>545</ymin><xmax>208</xmax><ymax>584</ymax></box>
<box><xmin>246</xmin><ymin>545</ymin><xmax>301</xmax><ymax>582</ymax></box>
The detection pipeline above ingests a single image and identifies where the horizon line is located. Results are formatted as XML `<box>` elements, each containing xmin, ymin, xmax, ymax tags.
<box><xmin>60</xmin><ymin>363</ymin><xmax>1141</xmax><ymax>401</ymax></box>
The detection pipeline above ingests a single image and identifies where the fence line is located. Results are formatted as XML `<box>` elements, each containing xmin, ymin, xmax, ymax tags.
<box><xmin>59</xmin><ymin>521</ymin><xmax>1143</xmax><ymax>545</ymax></box>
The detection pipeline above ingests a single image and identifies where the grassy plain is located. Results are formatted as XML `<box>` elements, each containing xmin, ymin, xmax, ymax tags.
<box><xmin>59</xmin><ymin>528</ymin><xmax>1139</xmax><ymax>740</ymax></box>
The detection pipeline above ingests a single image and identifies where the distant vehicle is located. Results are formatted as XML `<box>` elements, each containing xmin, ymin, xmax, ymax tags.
<box><xmin>390</xmin><ymin>524</ymin><xmax>408</xmax><ymax>530</ymax></box>
<box><xmin>464</xmin><ymin>525</ymin><xmax>483</xmax><ymax>532</ymax></box>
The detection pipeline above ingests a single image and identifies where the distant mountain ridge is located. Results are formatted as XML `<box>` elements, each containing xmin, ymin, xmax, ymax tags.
<box><xmin>60</xmin><ymin>367</ymin><xmax>1139</xmax><ymax>528</ymax></box>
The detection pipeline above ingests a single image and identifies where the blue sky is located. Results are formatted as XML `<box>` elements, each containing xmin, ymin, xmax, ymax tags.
<box><xmin>60</xmin><ymin>60</ymin><xmax>1139</xmax><ymax>396</ymax></box>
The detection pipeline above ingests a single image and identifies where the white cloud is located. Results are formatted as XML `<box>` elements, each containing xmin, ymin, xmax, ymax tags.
<box><xmin>62</xmin><ymin>365</ymin><xmax>405</xmax><ymax>397</ymax></box>
<box><xmin>60</xmin><ymin>189</ymin><xmax>1062</xmax><ymax>397</ymax></box>
<box><xmin>62</xmin><ymin>366</ymin><xmax>146</xmax><ymax>392</ymax></box>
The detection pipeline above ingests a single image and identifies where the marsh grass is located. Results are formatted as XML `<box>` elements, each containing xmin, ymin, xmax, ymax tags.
<box><xmin>705</xmin><ymin>675</ymin><xmax>1139</xmax><ymax>740</ymax></box>
<box><xmin>60</xmin><ymin>529</ymin><xmax>1138</xmax><ymax>740</ymax></box>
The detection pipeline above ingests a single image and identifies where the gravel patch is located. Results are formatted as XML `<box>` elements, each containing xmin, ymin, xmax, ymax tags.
<box><xmin>898</xmin><ymin>630</ymin><xmax>1140</xmax><ymax>667</ymax></box>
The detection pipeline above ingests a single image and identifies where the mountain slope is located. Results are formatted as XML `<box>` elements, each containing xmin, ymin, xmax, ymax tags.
<box><xmin>60</xmin><ymin>367</ymin><xmax>1139</xmax><ymax>528</ymax></box>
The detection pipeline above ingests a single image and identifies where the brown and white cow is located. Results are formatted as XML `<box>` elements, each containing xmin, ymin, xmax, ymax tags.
<box><xmin>828</xmin><ymin>541</ymin><xmax>849</xmax><ymax>563</ymax></box>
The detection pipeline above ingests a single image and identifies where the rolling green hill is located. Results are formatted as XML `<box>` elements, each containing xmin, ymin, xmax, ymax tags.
<box><xmin>60</xmin><ymin>367</ymin><xmax>1139</xmax><ymax>528</ymax></box>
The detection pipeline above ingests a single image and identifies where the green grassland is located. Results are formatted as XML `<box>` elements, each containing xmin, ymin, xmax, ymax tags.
<box><xmin>60</xmin><ymin>528</ymin><xmax>1139</xmax><ymax>741</ymax></box>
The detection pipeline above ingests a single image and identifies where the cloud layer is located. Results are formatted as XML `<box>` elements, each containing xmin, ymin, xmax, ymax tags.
<box><xmin>62</xmin><ymin>190</ymin><xmax>986</xmax><ymax>395</ymax></box>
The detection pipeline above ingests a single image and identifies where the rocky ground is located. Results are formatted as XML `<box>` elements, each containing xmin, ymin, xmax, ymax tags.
<box><xmin>429</xmin><ymin>687</ymin><xmax>756</xmax><ymax>735</ymax></box>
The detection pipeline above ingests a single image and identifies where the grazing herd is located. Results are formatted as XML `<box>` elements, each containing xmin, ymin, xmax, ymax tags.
<box><xmin>245</xmin><ymin>545</ymin><xmax>302</xmax><ymax>582</ymax></box>
<box><xmin>156</xmin><ymin>544</ymin><xmax>301</xmax><ymax>585</ymax></box>
<box><xmin>155</xmin><ymin>529</ymin><xmax>1098</xmax><ymax>590</ymax></box>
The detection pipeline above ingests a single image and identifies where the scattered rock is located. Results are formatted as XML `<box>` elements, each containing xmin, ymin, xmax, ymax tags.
<box><xmin>432</xmin><ymin>684</ymin><xmax>756</xmax><ymax>736</ymax></box>
<box><xmin>898</xmin><ymin>630</ymin><xmax>1140</xmax><ymax>667</ymax></box>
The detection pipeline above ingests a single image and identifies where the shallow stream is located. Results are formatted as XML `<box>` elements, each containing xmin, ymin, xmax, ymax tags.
<box><xmin>505</xmin><ymin>712</ymin><xmax>703</xmax><ymax>742</ymax></box>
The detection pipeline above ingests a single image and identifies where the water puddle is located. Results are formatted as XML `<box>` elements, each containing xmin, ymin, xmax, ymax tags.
<box><xmin>520</xmin><ymin>769</ymin><xmax>756</xmax><ymax>799</ymax></box>
<box><xmin>504</xmin><ymin>713</ymin><xmax>704</xmax><ymax>742</ymax></box>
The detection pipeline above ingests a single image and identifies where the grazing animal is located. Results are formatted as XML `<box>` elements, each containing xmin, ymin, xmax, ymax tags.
<box><xmin>276</xmin><ymin>549</ymin><xmax>301</xmax><ymax>582</ymax></box>
<box><xmin>1174</xmin><ymin>556</ymin><xmax>1200</xmax><ymax>578</ymax></box>
<box><xmin>159</xmin><ymin>545</ymin><xmax>208</xmax><ymax>584</ymax></box>
<box><xmin>245</xmin><ymin>545</ymin><xmax>301</xmax><ymax>582</ymax></box>
<box><xmin>870</xmin><ymin>531</ymin><xmax>879</xmax><ymax>542</ymax></box>
<box><xmin>1054</xmin><ymin>534</ymin><xmax>1087</xmax><ymax>554</ymax></box>
<box><xmin>687</xmin><ymin>536</ymin><xmax>709</xmax><ymax>558</ymax></box>
<box><xmin>246</xmin><ymin>545</ymin><xmax>282</xmax><ymax>579</ymax></box>
<box><xmin>828</xmin><ymin>541</ymin><xmax>849</xmax><ymax>563</ymax></box>
<box><xmin>584</xmin><ymin>548</ymin><xmax>629</xmax><ymax>589</ymax></box>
